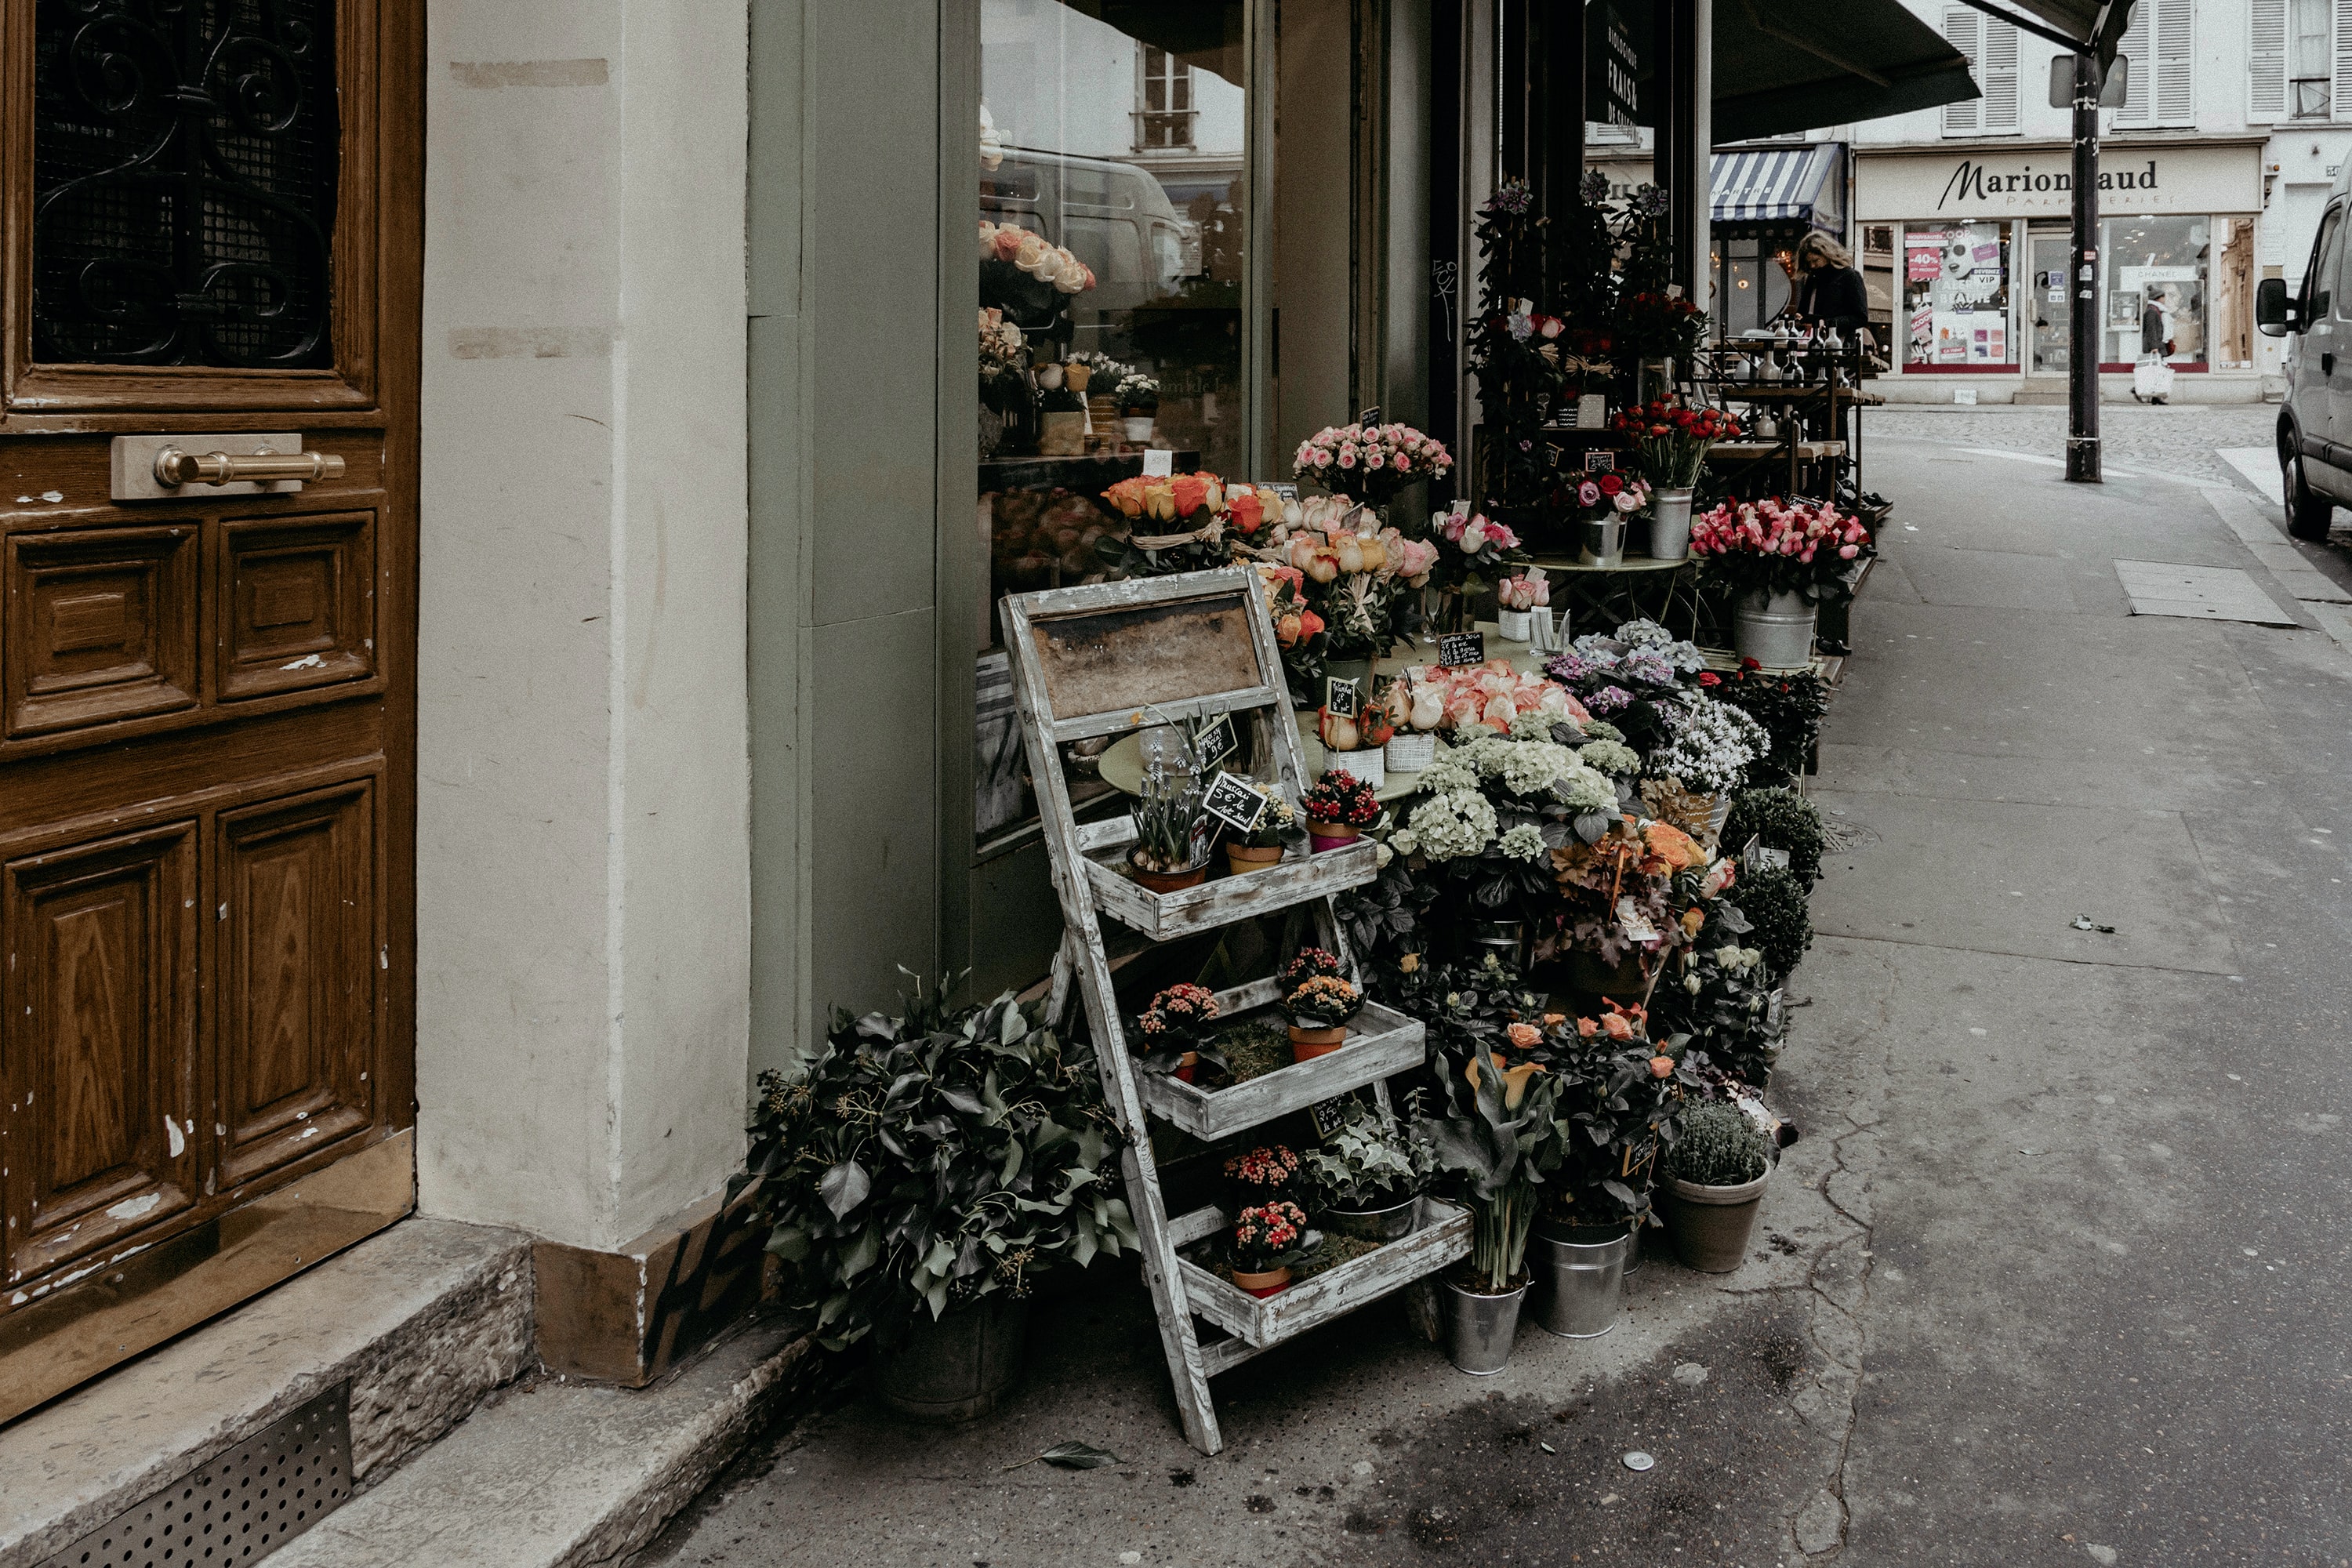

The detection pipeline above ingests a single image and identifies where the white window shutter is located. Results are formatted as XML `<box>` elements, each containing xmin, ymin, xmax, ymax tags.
<box><xmin>1944</xmin><ymin>6</ymin><xmax>1983</xmax><ymax>134</ymax></box>
<box><xmin>2154</xmin><ymin>0</ymin><xmax>2194</xmax><ymax>124</ymax></box>
<box><xmin>2336</xmin><ymin>0</ymin><xmax>2352</xmax><ymax>120</ymax></box>
<box><xmin>1980</xmin><ymin>19</ymin><xmax>2020</xmax><ymax>131</ymax></box>
<box><xmin>2115</xmin><ymin>7</ymin><xmax>2152</xmax><ymax>122</ymax></box>
<box><xmin>2251</xmin><ymin>0</ymin><xmax>2286</xmax><ymax>121</ymax></box>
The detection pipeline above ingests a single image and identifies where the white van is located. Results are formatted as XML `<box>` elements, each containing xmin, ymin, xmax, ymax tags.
<box><xmin>2258</xmin><ymin>158</ymin><xmax>2352</xmax><ymax>539</ymax></box>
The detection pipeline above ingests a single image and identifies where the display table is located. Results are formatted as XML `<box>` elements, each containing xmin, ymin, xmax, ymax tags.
<box><xmin>1524</xmin><ymin>554</ymin><xmax>1704</xmax><ymax>641</ymax></box>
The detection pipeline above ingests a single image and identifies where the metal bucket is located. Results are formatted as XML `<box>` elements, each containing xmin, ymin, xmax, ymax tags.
<box><xmin>1579</xmin><ymin>514</ymin><xmax>1625</xmax><ymax>568</ymax></box>
<box><xmin>1439</xmin><ymin>1277</ymin><xmax>1528</xmax><ymax>1375</ymax></box>
<box><xmin>1325</xmin><ymin>1194</ymin><xmax>1420</xmax><ymax>1242</ymax></box>
<box><xmin>1533</xmin><ymin>1227</ymin><xmax>1631</xmax><ymax>1338</ymax></box>
<box><xmin>873</xmin><ymin>1296</ymin><xmax>1029</xmax><ymax>1422</ymax></box>
<box><xmin>1734</xmin><ymin>589</ymin><xmax>1818</xmax><ymax>670</ymax></box>
<box><xmin>1647</xmin><ymin>489</ymin><xmax>1694</xmax><ymax>561</ymax></box>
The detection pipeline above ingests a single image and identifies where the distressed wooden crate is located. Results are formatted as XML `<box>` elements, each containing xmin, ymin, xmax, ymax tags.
<box><xmin>1137</xmin><ymin>985</ymin><xmax>1425</xmax><ymax>1141</ymax></box>
<box><xmin>1170</xmin><ymin>1198</ymin><xmax>1471</xmax><ymax>1353</ymax></box>
<box><xmin>1083</xmin><ymin>836</ymin><xmax>1378</xmax><ymax>942</ymax></box>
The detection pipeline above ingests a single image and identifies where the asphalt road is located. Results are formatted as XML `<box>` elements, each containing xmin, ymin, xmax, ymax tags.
<box><xmin>644</xmin><ymin>424</ymin><xmax>2352</xmax><ymax>1568</ymax></box>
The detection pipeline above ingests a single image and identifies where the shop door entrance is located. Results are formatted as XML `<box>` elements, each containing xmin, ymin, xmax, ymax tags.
<box><xmin>0</xmin><ymin>0</ymin><xmax>420</xmax><ymax>1422</ymax></box>
<box><xmin>2027</xmin><ymin>230</ymin><xmax>2073</xmax><ymax>383</ymax></box>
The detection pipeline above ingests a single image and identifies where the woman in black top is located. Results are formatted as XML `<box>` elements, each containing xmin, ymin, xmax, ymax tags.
<box><xmin>1791</xmin><ymin>230</ymin><xmax>1868</xmax><ymax>335</ymax></box>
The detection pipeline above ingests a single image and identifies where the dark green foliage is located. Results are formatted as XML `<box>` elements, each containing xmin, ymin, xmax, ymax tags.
<box><xmin>1737</xmin><ymin>864</ymin><xmax>1814</xmax><ymax>979</ymax></box>
<box><xmin>746</xmin><ymin>979</ymin><xmax>1138</xmax><ymax>1356</ymax></box>
<box><xmin>1724</xmin><ymin>786</ymin><xmax>1828</xmax><ymax>883</ymax></box>
<box><xmin>1668</xmin><ymin>1102</ymin><xmax>1773</xmax><ymax>1187</ymax></box>
<box><xmin>1710</xmin><ymin>670</ymin><xmax>1831</xmax><ymax>786</ymax></box>
<box><xmin>1648</xmin><ymin>942</ymin><xmax>1784</xmax><ymax>1090</ymax></box>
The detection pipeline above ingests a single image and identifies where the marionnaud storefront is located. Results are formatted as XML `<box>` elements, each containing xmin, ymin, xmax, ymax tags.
<box><xmin>1857</xmin><ymin>138</ymin><xmax>2267</xmax><ymax>404</ymax></box>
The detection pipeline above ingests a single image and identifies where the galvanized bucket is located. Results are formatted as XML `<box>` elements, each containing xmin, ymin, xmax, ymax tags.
<box><xmin>1440</xmin><ymin>1278</ymin><xmax>1528</xmax><ymax>1375</ymax></box>
<box><xmin>1532</xmin><ymin>1227</ymin><xmax>1631</xmax><ymax>1338</ymax></box>
<box><xmin>873</xmin><ymin>1296</ymin><xmax>1029</xmax><ymax>1422</ymax></box>
<box><xmin>1579</xmin><ymin>514</ymin><xmax>1625</xmax><ymax>568</ymax></box>
<box><xmin>1324</xmin><ymin>1194</ymin><xmax>1419</xmax><ymax>1243</ymax></box>
<box><xmin>1734</xmin><ymin>589</ymin><xmax>1817</xmax><ymax>670</ymax></box>
<box><xmin>1647</xmin><ymin>489</ymin><xmax>1694</xmax><ymax>561</ymax></box>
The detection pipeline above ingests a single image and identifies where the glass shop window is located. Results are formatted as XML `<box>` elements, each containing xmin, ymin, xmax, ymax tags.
<box><xmin>972</xmin><ymin>1</ymin><xmax>1250</xmax><ymax>851</ymax></box>
<box><xmin>1901</xmin><ymin>221</ymin><xmax>2013</xmax><ymax>368</ymax></box>
<box><xmin>2100</xmin><ymin>215</ymin><xmax>2207</xmax><ymax>367</ymax></box>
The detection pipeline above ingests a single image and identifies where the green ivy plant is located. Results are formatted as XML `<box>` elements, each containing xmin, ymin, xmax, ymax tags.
<box><xmin>1301</xmin><ymin>1100</ymin><xmax>1438</xmax><ymax>1210</ymax></box>
<box><xmin>746</xmin><ymin>978</ymin><xmax>1138</xmax><ymax>1354</ymax></box>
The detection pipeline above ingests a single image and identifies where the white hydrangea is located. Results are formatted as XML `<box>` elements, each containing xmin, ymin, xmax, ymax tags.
<box><xmin>1553</xmin><ymin>760</ymin><xmax>1618</xmax><ymax>815</ymax></box>
<box><xmin>1613</xmin><ymin>617</ymin><xmax>1709</xmax><ymax>673</ymax></box>
<box><xmin>1417</xmin><ymin>748</ymin><xmax>1479</xmax><ymax>793</ymax></box>
<box><xmin>1391</xmin><ymin>828</ymin><xmax>1420</xmax><ymax>856</ymax></box>
<box><xmin>1508</xmin><ymin>708</ymin><xmax>1577</xmax><ymax>742</ymax></box>
<box><xmin>1650</xmin><ymin>695</ymin><xmax>1770</xmax><ymax>794</ymax></box>
<box><xmin>1403</xmin><ymin>789</ymin><xmax>1498</xmax><ymax>861</ymax></box>
<box><xmin>1496</xmin><ymin>823</ymin><xmax>1549</xmax><ymax>862</ymax></box>
<box><xmin>1577</xmin><ymin>738</ymin><xmax>1642</xmax><ymax>778</ymax></box>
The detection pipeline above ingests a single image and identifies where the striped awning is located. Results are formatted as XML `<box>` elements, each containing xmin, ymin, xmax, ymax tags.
<box><xmin>1710</xmin><ymin>143</ymin><xmax>1842</xmax><ymax>225</ymax></box>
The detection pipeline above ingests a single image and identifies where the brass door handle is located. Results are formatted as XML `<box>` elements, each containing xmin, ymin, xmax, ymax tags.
<box><xmin>152</xmin><ymin>446</ymin><xmax>346</xmax><ymax>488</ymax></box>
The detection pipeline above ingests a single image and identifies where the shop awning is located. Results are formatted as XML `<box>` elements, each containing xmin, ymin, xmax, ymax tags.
<box><xmin>1624</xmin><ymin>0</ymin><xmax>1982</xmax><ymax>143</ymax></box>
<box><xmin>1711</xmin><ymin>144</ymin><xmax>1842</xmax><ymax>225</ymax></box>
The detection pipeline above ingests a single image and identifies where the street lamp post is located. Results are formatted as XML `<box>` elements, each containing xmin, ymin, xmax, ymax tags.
<box><xmin>2067</xmin><ymin>49</ymin><xmax>2101</xmax><ymax>483</ymax></box>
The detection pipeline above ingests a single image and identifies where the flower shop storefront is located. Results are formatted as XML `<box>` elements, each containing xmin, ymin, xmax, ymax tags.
<box><xmin>1858</xmin><ymin>139</ymin><xmax>2267</xmax><ymax>404</ymax></box>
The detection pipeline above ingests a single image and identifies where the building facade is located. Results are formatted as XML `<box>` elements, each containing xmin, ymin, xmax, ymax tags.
<box><xmin>1853</xmin><ymin>0</ymin><xmax>2347</xmax><ymax>403</ymax></box>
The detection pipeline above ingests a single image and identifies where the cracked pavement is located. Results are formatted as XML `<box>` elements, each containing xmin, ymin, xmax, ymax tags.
<box><xmin>642</xmin><ymin>431</ymin><xmax>2352</xmax><ymax>1566</ymax></box>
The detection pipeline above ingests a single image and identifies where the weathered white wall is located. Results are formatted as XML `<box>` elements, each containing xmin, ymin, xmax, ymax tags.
<box><xmin>417</xmin><ymin>0</ymin><xmax>751</xmax><ymax>1251</ymax></box>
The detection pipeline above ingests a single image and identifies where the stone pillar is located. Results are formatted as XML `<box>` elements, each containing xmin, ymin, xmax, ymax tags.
<box><xmin>415</xmin><ymin>0</ymin><xmax>751</xmax><ymax>1291</ymax></box>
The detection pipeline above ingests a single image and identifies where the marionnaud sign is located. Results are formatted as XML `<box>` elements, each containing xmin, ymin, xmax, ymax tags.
<box><xmin>1856</xmin><ymin>142</ymin><xmax>2259</xmax><ymax>222</ymax></box>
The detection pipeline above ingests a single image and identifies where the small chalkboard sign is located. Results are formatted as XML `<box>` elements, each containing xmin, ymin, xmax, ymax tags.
<box><xmin>1324</xmin><ymin>675</ymin><xmax>1359</xmax><ymax>718</ymax></box>
<box><xmin>1584</xmin><ymin>450</ymin><xmax>1616</xmax><ymax>473</ymax></box>
<box><xmin>1191</xmin><ymin>711</ymin><xmax>1238</xmax><ymax>770</ymax></box>
<box><xmin>1355</xmin><ymin>405</ymin><xmax>1381</xmax><ymax>426</ymax></box>
<box><xmin>1438</xmin><ymin>631</ymin><xmax>1486</xmax><ymax>667</ymax></box>
<box><xmin>1308</xmin><ymin>1094</ymin><xmax>1359</xmax><ymax>1142</ymax></box>
<box><xmin>1202</xmin><ymin>771</ymin><xmax>1270</xmax><ymax>835</ymax></box>
<box><xmin>1262</xmin><ymin>481</ymin><xmax>1300</xmax><ymax>501</ymax></box>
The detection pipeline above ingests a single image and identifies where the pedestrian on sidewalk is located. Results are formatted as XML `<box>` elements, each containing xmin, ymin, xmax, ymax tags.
<box><xmin>1792</xmin><ymin>231</ymin><xmax>1869</xmax><ymax>340</ymax></box>
<box><xmin>2133</xmin><ymin>285</ymin><xmax>2174</xmax><ymax>404</ymax></box>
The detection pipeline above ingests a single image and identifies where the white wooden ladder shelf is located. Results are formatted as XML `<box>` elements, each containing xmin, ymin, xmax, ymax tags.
<box><xmin>1003</xmin><ymin>567</ymin><xmax>1466</xmax><ymax>1456</ymax></box>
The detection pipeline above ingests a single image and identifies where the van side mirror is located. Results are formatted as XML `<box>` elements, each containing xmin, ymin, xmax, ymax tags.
<box><xmin>2257</xmin><ymin>277</ymin><xmax>2296</xmax><ymax>337</ymax></box>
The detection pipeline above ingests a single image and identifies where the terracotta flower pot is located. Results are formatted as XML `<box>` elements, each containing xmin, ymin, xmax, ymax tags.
<box><xmin>1657</xmin><ymin>1171</ymin><xmax>1770</xmax><ymax>1273</ymax></box>
<box><xmin>1131</xmin><ymin>855</ymin><xmax>1207</xmax><ymax>894</ymax></box>
<box><xmin>1231</xmin><ymin>1265</ymin><xmax>1291</xmax><ymax>1298</ymax></box>
<box><xmin>1175</xmin><ymin>1051</ymin><xmax>1198</xmax><ymax>1083</ymax></box>
<box><xmin>1289</xmin><ymin>1024</ymin><xmax>1347</xmax><ymax>1062</ymax></box>
<box><xmin>1225</xmin><ymin>843</ymin><xmax>1284</xmax><ymax>873</ymax></box>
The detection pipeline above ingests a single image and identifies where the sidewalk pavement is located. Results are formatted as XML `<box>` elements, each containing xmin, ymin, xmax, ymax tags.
<box><xmin>643</xmin><ymin>445</ymin><xmax>2352</xmax><ymax>1567</ymax></box>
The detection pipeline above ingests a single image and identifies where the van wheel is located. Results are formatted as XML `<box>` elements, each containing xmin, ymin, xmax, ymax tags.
<box><xmin>2287</xmin><ymin>451</ymin><xmax>2335</xmax><ymax>541</ymax></box>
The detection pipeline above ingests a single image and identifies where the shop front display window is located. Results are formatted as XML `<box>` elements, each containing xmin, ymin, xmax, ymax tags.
<box><xmin>1901</xmin><ymin>221</ymin><xmax>2013</xmax><ymax>368</ymax></box>
<box><xmin>971</xmin><ymin>1</ymin><xmax>1250</xmax><ymax>851</ymax></box>
<box><xmin>2100</xmin><ymin>215</ymin><xmax>2208</xmax><ymax>369</ymax></box>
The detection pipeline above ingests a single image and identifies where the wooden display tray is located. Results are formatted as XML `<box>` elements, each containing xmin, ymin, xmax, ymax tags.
<box><xmin>1138</xmin><ymin>984</ymin><xmax>1426</xmax><ymax>1140</ymax></box>
<box><xmin>1170</xmin><ymin>1197</ymin><xmax>1472</xmax><ymax>1354</ymax></box>
<box><xmin>1081</xmin><ymin>827</ymin><xmax>1379</xmax><ymax>941</ymax></box>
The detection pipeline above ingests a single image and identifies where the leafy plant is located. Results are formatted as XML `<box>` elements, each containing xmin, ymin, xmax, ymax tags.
<box><xmin>1668</xmin><ymin>1102</ymin><xmax>1773</xmax><ymax>1187</ymax></box>
<box><xmin>1301</xmin><ymin>1100</ymin><xmax>1437</xmax><ymax>1210</ymax></box>
<box><xmin>747</xmin><ymin>980</ymin><xmax>1138</xmax><ymax>1354</ymax></box>
<box><xmin>1424</xmin><ymin>1050</ymin><xmax>1563</xmax><ymax>1292</ymax></box>
<box><xmin>1132</xmin><ymin>983</ymin><xmax>1224</xmax><ymax>1077</ymax></box>
<box><xmin>1545</xmin><ymin>1005</ymin><xmax>1697</xmax><ymax>1233</ymax></box>
<box><xmin>1723</xmin><ymin>786</ymin><xmax>1827</xmax><ymax>883</ymax></box>
<box><xmin>1708</xmin><ymin>670</ymin><xmax>1831</xmax><ymax>787</ymax></box>
<box><xmin>1648</xmin><ymin>942</ymin><xmax>1783</xmax><ymax>1090</ymax></box>
<box><xmin>1133</xmin><ymin>756</ymin><xmax>1206</xmax><ymax>873</ymax></box>
<box><xmin>1737</xmin><ymin>864</ymin><xmax>1814</xmax><ymax>978</ymax></box>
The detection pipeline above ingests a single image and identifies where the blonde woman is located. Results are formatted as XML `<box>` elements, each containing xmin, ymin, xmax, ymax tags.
<box><xmin>1792</xmin><ymin>230</ymin><xmax>1868</xmax><ymax>336</ymax></box>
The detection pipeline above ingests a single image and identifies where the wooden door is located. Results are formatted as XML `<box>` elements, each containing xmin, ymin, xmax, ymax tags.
<box><xmin>0</xmin><ymin>0</ymin><xmax>418</xmax><ymax>1418</ymax></box>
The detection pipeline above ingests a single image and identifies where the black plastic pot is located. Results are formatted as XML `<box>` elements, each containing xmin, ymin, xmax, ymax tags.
<box><xmin>873</xmin><ymin>1296</ymin><xmax>1030</xmax><ymax>1423</ymax></box>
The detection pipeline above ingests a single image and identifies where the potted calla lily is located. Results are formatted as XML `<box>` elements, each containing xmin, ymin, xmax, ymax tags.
<box><xmin>1229</xmin><ymin>1200</ymin><xmax>1315</xmax><ymax>1297</ymax></box>
<box><xmin>1133</xmin><ymin>983</ymin><xmax>1222</xmax><ymax>1083</ymax></box>
<box><xmin>1424</xmin><ymin>1050</ymin><xmax>1560</xmax><ymax>1374</ymax></box>
<box><xmin>1283</xmin><ymin>975</ymin><xmax>1362</xmax><ymax>1062</ymax></box>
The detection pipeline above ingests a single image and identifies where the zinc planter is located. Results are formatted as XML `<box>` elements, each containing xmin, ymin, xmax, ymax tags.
<box><xmin>1439</xmin><ymin>1277</ymin><xmax>1528</xmax><ymax>1375</ymax></box>
<box><xmin>1323</xmin><ymin>1193</ymin><xmax>1419</xmax><ymax>1243</ymax></box>
<box><xmin>1647</xmin><ymin>488</ymin><xmax>1695</xmax><ymax>561</ymax></box>
<box><xmin>1733</xmin><ymin>589</ymin><xmax>1817</xmax><ymax>670</ymax></box>
<box><xmin>1658</xmin><ymin>1171</ymin><xmax>1770</xmax><ymax>1273</ymax></box>
<box><xmin>874</xmin><ymin>1296</ymin><xmax>1029</xmax><ymax>1423</ymax></box>
<box><xmin>1532</xmin><ymin>1226</ymin><xmax>1632</xmax><ymax>1338</ymax></box>
<box><xmin>1578</xmin><ymin>514</ymin><xmax>1625</xmax><ymax>568</ymax></box>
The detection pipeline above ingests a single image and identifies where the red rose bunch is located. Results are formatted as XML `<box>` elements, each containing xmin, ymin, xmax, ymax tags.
<box><xmin>1611</xmin><ymin>400</ymin><xmax>1744</xmax><ymax>490</ymax></box>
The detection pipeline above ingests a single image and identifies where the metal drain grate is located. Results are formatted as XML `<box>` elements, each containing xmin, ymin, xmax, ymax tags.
<box><xmin>40</xmin><ymin>1383</ymin><xmax>353</xmax><ymax>1568</ymax></box>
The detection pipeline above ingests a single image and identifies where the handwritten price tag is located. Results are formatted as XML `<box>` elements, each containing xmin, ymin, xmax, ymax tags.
<box><xmin>1438</xmin><ymin>632</ymin><xmax>1486</xmax><ymax>667</ymax></box>
<box><xmin>1202</xmin><ymin>771</ymin><xmax>1271</xmax><ymax>834</ymax></box>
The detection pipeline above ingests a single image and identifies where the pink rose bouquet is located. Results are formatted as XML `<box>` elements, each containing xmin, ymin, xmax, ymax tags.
<box><xmin>1689</xmin><ymin>497</ymin><xmax>1874</xmax><ymax>601</ymax></box>
<box><xmin>1293</xmin><ymin>421</ymin><xmax>1455</xmax><ymax>507</ymax></box>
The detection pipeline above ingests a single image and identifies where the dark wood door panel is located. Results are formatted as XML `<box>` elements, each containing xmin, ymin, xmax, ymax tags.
<box><xmin>219</xmin><ymin>511</ymin><xmax>376</xmax><ymax>700</ymax></box>
<box><xmin>215</xmin><ymin>778</ymin><xmax>378</xmax><ymax>1188</ymax></box>
<box><xmin>5</xmin><ymin>521</ymin><xmax>198</xmax><ymax>736</ymax></box>
<box><xmin>3</xmin><ymin>822</ymin><xmax>199</xmax><ymax>1286</ymax></box>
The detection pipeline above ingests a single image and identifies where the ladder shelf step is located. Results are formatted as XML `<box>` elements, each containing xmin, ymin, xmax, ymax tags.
<box><xmin>1174</xmin><ymin>1198</ymin><xmax>1472</xmax><ymax>1351</ymax></box>
<box><xmin>1084</xmin><ymin>839</ymin><xmax>1378</xmax><ymax>942</ymax></box>
<box><xmin>1139</xmin><ymin>1001</ymin><xmax>1426</xmax><ymax>1140</ymax></box>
